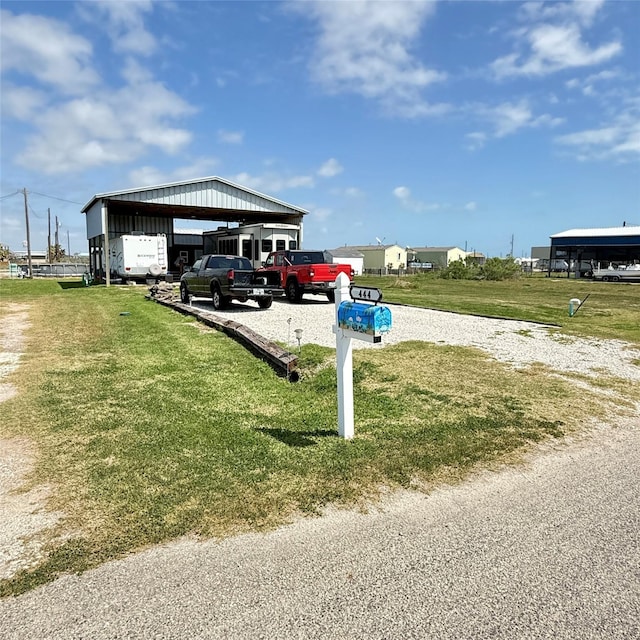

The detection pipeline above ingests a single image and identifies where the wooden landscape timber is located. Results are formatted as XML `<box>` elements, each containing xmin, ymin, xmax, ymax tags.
<box><xmin>148</xmin><ymin>286</ymin><xmax>299</xmax><ymax>380</ymax></box>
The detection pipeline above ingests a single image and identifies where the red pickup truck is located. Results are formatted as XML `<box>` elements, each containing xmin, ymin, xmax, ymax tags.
<box><xmin>257</xmin><ymin>250</ymin><xmax>353</xmax><ymax>303</ymax></box>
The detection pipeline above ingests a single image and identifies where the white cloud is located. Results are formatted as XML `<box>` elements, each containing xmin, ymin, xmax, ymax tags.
<box><xmin>0</xmin><ymin>9</ymin><xmax>99</xmax><ymax>94</ymax></box>
<box><xmin>565</xmin><ymin>68</ymin><xmax>623</xmax><ymax>96</ymax></box>
<box><xmin>128</xmin><ymin>157</ymin><xmax>220</xmax><ymax>187</ymax></box>
<box><xmin>471</xmin><ymin>100</ymin><xmax>564</xmax><ymax>142</ymax></box>
<box><xmin>229</xmin><ymin>172</ymin><xmax>315</xmax><ymax>193</ymax></box>
<box><xmin>1</xmin><ymin>84</ymin><xmax>48</xmax><ymax>120</ymax></box>
<box><xmin>330</xmin><ymin>186</ymin><xmax>364</xmax><ymax>198</ymax></box>
<box><xmin>294</xmin><ymin>0</ymin><xmax>446</xmax><ymax>117</ymax></box>
<box><xmin>218</xmin><ymin>130</ymin><xmax>244</xmax><ymax>145</ymax></box>
<box><xmin>492</xmin><ymin>2</ymin><xmax>621</xmax><ymax>79</ymax></box>
<box><xmin>394</xmin><ymin>187</ymin><xmax>477</xmax><ymax>214</ymax></box>
<box><xmin>519</xmin><ymin>0</ymin><xmax>606</xmax><ymax>28</ymax></box>
<box><xmin>465</xmin><ymin>131</ymin><xmax>487</xmax><ymax>151</ymax></box>
<box><xmin>492</xmin><ymin>101</ymin><xmax>535</xmax><ymax>137</ymax></box>
<box><xmin>17</xmin><ymin>69</ymin><xmax>196</xmax><ymax>173</ymax></box>
<box><xmin>311</xmin><ymin>207</ymin><xmax>332</xmax><ymax>222</ymax></box>
<box><xmin>393</xmin><ymin>186</ymin><xmax>440</xmax><ymax>213</ymax></box>
<box><xmin>317</xmin><ymin>158</ymin><xmax>343</xmax><ymax>178</ymax></box>
<box><xmin>555</xmin><ymin>103</ymin><xmax>640</xmax><ymax>161</ymax></box>
<box><xmin>78</xmin><ymin>0</ymin><xmax>157</xmax><ymax>56</ymax></box>
<box><xmin>2</xmin><ymin>8</ymin><xmax>195</xmax><ymax>175</ymax></box>
<box><xmin>128</xmin><ymin>166</ymin><xmax>171</xmax><ymax>188</ymax></box>
<box><xmin>393</xmin><ymin>186</ymin><xmax>411</xmax><ymax>200</ymax></box>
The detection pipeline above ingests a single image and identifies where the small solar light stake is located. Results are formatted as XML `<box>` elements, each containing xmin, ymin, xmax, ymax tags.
<box><xmin>286</xmin><ymin>318</ymin><xmax>292</xmax><ymax>381</ymax></box>
<box><xmin>294</xmin><ymin>328</ymin><xmax>303</xmax><ymax>353</ymax></box>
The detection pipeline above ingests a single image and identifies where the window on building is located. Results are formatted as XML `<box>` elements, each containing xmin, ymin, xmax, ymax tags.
<box><xmin>276</xmin><ymin>239</ymin><xmax>286</xmax><ymax>251</ymax></box>
<box><xmin>262</xmin><ymin>239</ymin><xmax>272</xmax><ymax>253</ymax></box>
<box><xmin>289</xmin><ymin>240</ymin><xmax>297</xmax><ymax>250</ymax></box>
<box><xmin>242</xmin><ymin>239</ymin><xmax>252</xmax><ymax>260</ymax></box>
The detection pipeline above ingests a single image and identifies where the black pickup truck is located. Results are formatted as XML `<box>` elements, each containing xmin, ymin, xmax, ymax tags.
<box><xmin>179</xmin><ymin>254</ymin><xmax>283</xmax><ymax>310</ymax></box>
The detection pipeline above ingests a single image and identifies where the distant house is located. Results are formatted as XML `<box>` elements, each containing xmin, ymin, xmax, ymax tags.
<box><xmin>346</xmin><ymin>244</ymin><xmax>407</xmax><ymax>272</ymax></box>
<box><xmin>465</xmin><ymin>251</ymin><xmax>486</xmax><ymax>266</ymax></box>
<box><xmin>326</xmin><ymin>247</ymin><xmax>364</xmax><ymax>275</ymax></box>
<box><xmin>410</xmin><ymin>246</ymin><xmax>467</xmax><ymax>269</ymax></box>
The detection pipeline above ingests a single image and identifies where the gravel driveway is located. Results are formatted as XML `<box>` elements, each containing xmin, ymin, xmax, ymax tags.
<box><xmin>190</xmin><ymin>295</ymin><xmax>640</xmax><ymax>382</ymax></box>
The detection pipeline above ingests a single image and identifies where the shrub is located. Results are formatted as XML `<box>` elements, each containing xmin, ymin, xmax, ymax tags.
<box><xmin>439</xmin><ymin>258</ymin><xmax>479</xmax><ymax>280</ymax></box>
<box><xmin>480</xmin><ymin>257</ymin><xmax>521</xmax><ymax>281</ymax></box>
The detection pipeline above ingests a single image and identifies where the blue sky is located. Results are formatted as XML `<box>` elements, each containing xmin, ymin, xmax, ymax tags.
<box><xmin>1</xmin><ymin>0</ymin><xmax>638</xmax><ymax>257</ymax></box>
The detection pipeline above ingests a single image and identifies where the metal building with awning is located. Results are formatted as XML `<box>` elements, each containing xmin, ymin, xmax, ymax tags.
<box><xmin>81</xmin><ymin>176</ymin><xmax>308</xmax><ymax>285</ymax></box>
<box><xmin>549</xmin><ymin>225</ymin><xmax>640</xmax><ymax>277</ymax></box>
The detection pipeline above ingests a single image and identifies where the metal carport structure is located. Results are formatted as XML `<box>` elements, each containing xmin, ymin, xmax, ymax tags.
<box><xmin>549</xmin><ymin>225</ymin><xmax>640</xmax><ymax>278</ymax></box>
<box><xmin>81</xmin><ymin>176</ymin><xmax>308</xmax><ymax>285</ymax></box>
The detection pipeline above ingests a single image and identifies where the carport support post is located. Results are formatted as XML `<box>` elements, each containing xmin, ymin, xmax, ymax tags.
<box><xmin>103</xmin><ymin>203</ymin><xmax>111</xmax><ymax>287</ymax></box>
<box><xmin>334</xmin><ymin>272</ymin><xmax>354</xmax><ymax>439</ymax></box>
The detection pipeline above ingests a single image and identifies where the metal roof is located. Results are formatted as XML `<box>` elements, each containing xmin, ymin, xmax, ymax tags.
<box><xmin>327</xmin><ymin>247</ymin><xmax>365</xmax><ymax>258</ymax></box>
<box><xmin>411</xmin><ymin>246</ymin><xmax>459</xmax><ymax>251</ymax></box>
<box><xmin>347</xmin><ymin>244</ymin><xmax>405</xmax><ymax>251</ymax></box>
<box><xmin>550</xmin><ymin>225</ymin><xmax>640</xmax><ymax>239</ymax></box>
<box><xmin>81</xmin><ymin>175</ymin><xmax>308</xmax><ymax>217</ymax></box>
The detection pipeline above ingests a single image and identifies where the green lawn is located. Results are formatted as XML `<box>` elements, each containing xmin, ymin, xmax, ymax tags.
<box><xmin>0</xmin><ymin>277</ymin><xmax>637</xmax><ymax>595</ymax></box>
<box><xmin>355</xmin><ymin>273</ymin><xmax>640</xmax><ymax>346</ymax></box>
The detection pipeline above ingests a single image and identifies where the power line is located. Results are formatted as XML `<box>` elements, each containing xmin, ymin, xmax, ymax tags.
<box><xmin>28</xmin><ymin>190</ymin><xmax>84</xmax><ymax>206</ymax></box>
<box><xmin>28</xmin><ymin>203</ymin><xmax>46</xmax><ymax>220</ymax></box>
<box><xmin>0</xmin><ymin>190</ymin><xmax>22</xmax><ymax>200</ymax></box>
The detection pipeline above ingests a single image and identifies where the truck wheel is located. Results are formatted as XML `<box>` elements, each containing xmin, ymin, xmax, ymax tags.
<box><xmin>258</xmin><ymin>296</ymin><xmax>273</xmax><ymax>309</ymax></box>
<box><xmin>180</xmin><ymin>283</ymin><xmax>190</xmax><ymax>304</ymax></box>
<box><xmin>211</xmin><ymin>285</ymin><xmax>227</xmax><ymax>310</ymax></box>
<box><xmin>286</xmin><ymin>279</ymin><xmax>302</xmax><ymax>303</ymax></box>
<box><xmin>326</xmin><ymin>290</ymin><xmax>335</xmax><ymax>303</ymax></box>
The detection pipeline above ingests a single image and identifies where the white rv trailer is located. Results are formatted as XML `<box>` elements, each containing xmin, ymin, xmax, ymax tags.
<box><xmin>109</xmin><ymin>234</ymin><xmax>168</xmax><ymax>280</ymax></box>
<box><xmin>203</xmin><ymin>223</ymin><xmax>300</xmax><ymax>268</ymax></box>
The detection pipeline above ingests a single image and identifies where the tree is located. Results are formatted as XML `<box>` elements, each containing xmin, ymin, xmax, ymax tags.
<box><xmin>50</xmin><ymin>243</ymin><xmax>66</xmax><ymax>261</ymax></box>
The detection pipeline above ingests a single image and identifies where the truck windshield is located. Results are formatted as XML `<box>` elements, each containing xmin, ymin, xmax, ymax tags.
<box><xmin>289</xmin><ymin>252</ymin><xmax>326</xmax><ymax>265</ymax></box>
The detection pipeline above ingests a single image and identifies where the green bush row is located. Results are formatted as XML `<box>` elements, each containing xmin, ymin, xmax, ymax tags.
<box><xmin>439</xmin><ymin>256</ymin><xmax>522</xmax><ymax>281</ymax></box>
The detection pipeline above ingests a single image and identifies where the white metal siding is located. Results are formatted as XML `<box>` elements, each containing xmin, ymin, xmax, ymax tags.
<box><xmin>86</xmin><ymin>202</ymin><xmax>103</xmax><ymax>238</ymax></box>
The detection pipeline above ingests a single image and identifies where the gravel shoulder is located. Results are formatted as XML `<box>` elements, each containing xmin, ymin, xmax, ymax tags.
<box><xmin>0</xmin><ymin>304</ymin><xmax>62</xmax><ymax>581</ymax></box>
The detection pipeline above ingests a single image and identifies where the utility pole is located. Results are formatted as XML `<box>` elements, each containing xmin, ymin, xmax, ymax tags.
<box><xmin>509</xmin><ymin>234</ymin><xmax>514</xmax><ymax>257</ymax></box>
<box><xmin>47</xmin><ymin>208</ymin><xmax>52</xmax><ymax>263</ymax></box>
<box><xmin>55</xmin><ymin>215</ymin><xmax>59</xmax><ymax>254</ymax></box>
<box><xmin>67</xmin><ymin>229</ymin><xmax>70</xmax><ymax>258</ymax></box>
<box><xmin>23</xmin><ymin>188</ymin><xmax>33</xmax><ymax>278</ymax></box>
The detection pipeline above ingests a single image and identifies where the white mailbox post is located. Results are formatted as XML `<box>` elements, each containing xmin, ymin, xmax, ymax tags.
<box><xmin>334</xmin><ymin>273</ymin><xmax>355</xmax><ymax>439</ymax></box>
<box><xmin>333</xmin><ymin>273</ymin><xmax>391</xmax><ymax>439</ymax></box>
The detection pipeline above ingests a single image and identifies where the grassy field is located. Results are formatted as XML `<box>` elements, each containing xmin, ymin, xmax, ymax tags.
<box><xmin>0</xmin><ymin>277</ymin><xmax>638</xmax><ymax>595</ymax></box>
<box><xmin>357</xmin><ymin>273</ymin><xmax>640</xmax><ymax>346</ymax></box>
